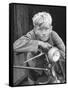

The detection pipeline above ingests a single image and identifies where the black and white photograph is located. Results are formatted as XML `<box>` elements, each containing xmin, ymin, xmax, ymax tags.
<box><xmin>9</xmin><ymin>3</ymin><xmax>66</xmax><ymax>87</ymax></box>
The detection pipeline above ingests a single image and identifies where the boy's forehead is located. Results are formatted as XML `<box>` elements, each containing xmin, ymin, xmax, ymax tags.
<box><xmin>40</xmin><ymin>23</ymin><xmax>51</xmax><ymax>28</ymax></box>
<box><xmin>35</xmin><ymin>23</ymin><xmax>51</xmax><ymax>29</ymax></box>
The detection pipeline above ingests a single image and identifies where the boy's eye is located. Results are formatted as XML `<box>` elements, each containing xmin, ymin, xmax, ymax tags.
<box><xmin>39</xmin><ymin>23</ymin><xmax>42</xmax><ymax>27</ymax></box>
<box><xmin>39</xmin><ymin>27</ymin><xmax>49</xmax><ymax>31</ymax></box>
<box><xmin>45</xmin><ymin>27</ymin><xmax>49</xmax><ymax>30</ymax></box>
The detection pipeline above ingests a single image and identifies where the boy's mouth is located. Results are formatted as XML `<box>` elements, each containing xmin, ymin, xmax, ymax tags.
<box><xmin>40</xmin><ymin>36</ymin><xmax>49</xmax><ymax>41</ymax></box>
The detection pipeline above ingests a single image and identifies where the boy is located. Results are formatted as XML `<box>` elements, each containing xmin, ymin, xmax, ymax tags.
<box><xmin>13</xmin><ymin>12</ymin><xmax>65</xmax><ymax>84</ymax></box>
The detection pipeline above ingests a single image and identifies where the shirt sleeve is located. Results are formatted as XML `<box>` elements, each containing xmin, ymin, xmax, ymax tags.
<box><xmin>51</xmin><ymin>31</ymin><xmax>65</xmax><ymax>59</ymax></box>
<box><xmin>13</xmin><ymin>30</ymin><xmax>39</xmax><ymax>53</ymax></box>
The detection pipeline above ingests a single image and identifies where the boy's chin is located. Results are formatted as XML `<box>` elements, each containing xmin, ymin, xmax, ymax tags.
<box><xmin>40</xmin><ymin>38</ymin><xmax>49</xmax><ymax>42</ymax></box>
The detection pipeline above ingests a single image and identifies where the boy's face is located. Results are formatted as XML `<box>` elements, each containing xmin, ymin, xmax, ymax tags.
<box><xmin>34</xmin><ymin>23</ymin><xmax>52</xmax><ymax>41</ymax></box>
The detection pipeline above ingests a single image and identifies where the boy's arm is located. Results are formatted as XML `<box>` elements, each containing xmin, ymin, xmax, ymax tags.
<box><xmin>13</xmin><ymin>29</ymin><xmax>52</xmax><ymax>53</ymax></box>
<box><xmin>51</xmin><ymin>31</ymin><xmax>65</xmax><ymax>59</ymax></box>
<box><xmin>13</xmin><ymin>30</ymin><xmax>39</xmax><ymax>53</ymax></box>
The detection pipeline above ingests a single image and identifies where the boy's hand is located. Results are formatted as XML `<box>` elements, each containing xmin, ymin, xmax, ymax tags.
<box><xmin>38</xmin><ymin>41</ymin><xmax>52</xmax><ymax>50</ymax></box>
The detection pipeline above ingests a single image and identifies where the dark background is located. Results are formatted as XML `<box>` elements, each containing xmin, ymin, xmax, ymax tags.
<box><xmin>11</xmin><ymin>3</ymin><xmax>66</xmax><ymax>86</ymax></box>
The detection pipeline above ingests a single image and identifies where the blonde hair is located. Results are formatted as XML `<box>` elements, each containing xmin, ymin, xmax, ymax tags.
<box><xmin>32</xmin><ymin>12</ymin><xmax>52</xmax><ymax>27</ymax></box>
